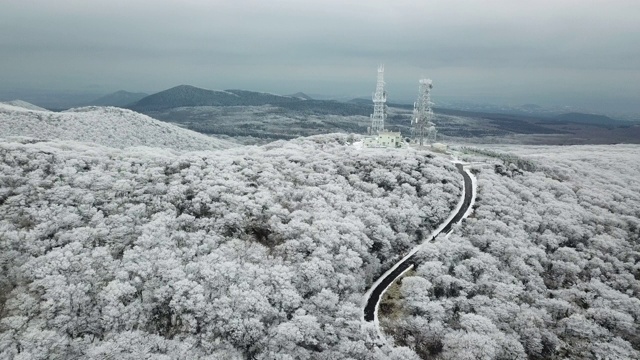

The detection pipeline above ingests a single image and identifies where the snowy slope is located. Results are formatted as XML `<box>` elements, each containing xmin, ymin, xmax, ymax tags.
<box><xmin>1</xmin><ymin>100</ymin><xmax>49</xmax><ymax>111</ymax></box>
<box><xmin>0</xmin><ymin>104</ymin><xmax>237</xmax><ymax>151</ymax></box>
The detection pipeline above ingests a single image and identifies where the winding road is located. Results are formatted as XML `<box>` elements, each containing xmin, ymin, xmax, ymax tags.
<box><xmin>363</xmin><ymin>163</ymin><xmax>475</xmax><ymax>323</ymax></box>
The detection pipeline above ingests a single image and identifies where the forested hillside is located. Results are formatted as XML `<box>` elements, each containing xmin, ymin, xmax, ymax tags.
<box><xmin>0</xmin><ymin>135</ymin><xmax>461</xmax><ymax>359</ymax></box>
<box><xmin>380</xmin><ymin>145</ymin><xmax>640</xmax><ymax>359</ymax></box>
<box><xmin>0</xmin><ymin>104</ymin><xmax>236</xmax><ymax>151</ymax></box>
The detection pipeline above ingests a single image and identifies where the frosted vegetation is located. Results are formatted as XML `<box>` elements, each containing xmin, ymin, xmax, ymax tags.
<box><xmin>0</xmin><ymin>135</ymin><xmax>461</xmax><ymax>359</ymax></box>
<box><xmin>1</xmin><ymin>102</ymin><xmax>638</xmax><ymax>358</ymax></box>
<box><xmin>0</xmin><ymin>104</ymin><xmax>236</xmax><ymax>151</ymax></box>
<box><xmin>0</xmin><ymin>101</ymin><xmax>48</xmax><ymax>112</ymax></box>
<box><xmin>380</xmin><ymin>145</ymin><xmax>640</xmax><ymax>359</ymax></box>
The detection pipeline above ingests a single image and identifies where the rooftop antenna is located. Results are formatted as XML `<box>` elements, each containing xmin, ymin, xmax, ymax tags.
<box><xmin>412</xmin><ymin>78</ymin><xmax>435</xmax><ymax>146</ymax></box>
<box><xmin>370</xmin><ymin>65</ymin><xmax>387</xmax><ymax>134</ymax></box>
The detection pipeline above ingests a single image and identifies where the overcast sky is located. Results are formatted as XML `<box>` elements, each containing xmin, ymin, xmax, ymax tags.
<box><xmin>1</xmin><ymin>0</ymin><xmax>639</xmax><ymax>112</ymax></box>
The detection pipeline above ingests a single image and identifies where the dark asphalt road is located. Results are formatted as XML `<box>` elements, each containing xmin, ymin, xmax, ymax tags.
<box><xmin>364</xmin><ymin>163</ymin><xmax>473</xmax><ymax>322</ymax></box>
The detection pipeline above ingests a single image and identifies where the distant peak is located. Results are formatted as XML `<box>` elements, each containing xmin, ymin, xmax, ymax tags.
<box><xmin>86</xmin><ymin>90</ymin><xmax>149</xmax><ymax>107</ymax></box>
<box><xmin>168</xmin><ymin>84</ymin><xmax>201</xmax><ymax>90</ymax></box>
<box><xmin>289</xmin><ymin>92</ymin><xmax>313</xmax><ymax>100</ymax></box>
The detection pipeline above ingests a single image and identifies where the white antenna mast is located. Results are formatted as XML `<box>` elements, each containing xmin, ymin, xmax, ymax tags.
<box><xmin>412</xmin><ymin>79</ymin><xmax>435</xmax><ymax>146</ymax></box>
<box><xmin>370</xmin><ymin>65</ymin><xmax>387</xmax><ymax>134</ymax></box>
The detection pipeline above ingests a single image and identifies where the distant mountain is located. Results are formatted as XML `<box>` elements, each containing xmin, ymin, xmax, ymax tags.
<box><xmin>288</xmin><ymin>92</ymin><xmax>313</xmax><ymax>100</ymax></box>
<box><xmin>552</xmin><ymin>112</ymin><xmax>629</xmax><ymax>127</ymax></box>
<box><xmin>224</xmin><ymin>89</ymin><xmax>301</xmax><ymax>106</ymax></box>
<box><xmin>346</xmin><ymin>98</ymin><xmax>415</xmax><ymax>112</ymax></box>
<box><xmin>129</xmin><ymin>85</ymin><xmax>241</xmax><ymax>111</ymax></box>
<box><xmin>1</xmin><ymin>100</ymin><xmax>49</xmax><ymax>111</ymax></box>
<box><xmin>520</xmin><ymin>103</ymin><xmax>542</xmax><ymax>110</ymax></box>
<box><xmin>347</xmin><ymin>98</ymin><xmax>370</xmax><ymax>105</ymax></box>
<box><xmin>0</xmin><ymin>103</ymin><xmax>237</xmax><ymax>151</ymax></box>
<box><xmin>129</xmin><ymin>85</ymin><xmax>302</xmax><ymax>112</ymax></box>
<box><xmin>128</xmin><ymin>85</ymin><xmax>372</xmax><ymax>118</ymax></box>
<box><xmin>87</xmin><ymin>90</ymin><xmax>148</xmax><ymax>107</ymax></box>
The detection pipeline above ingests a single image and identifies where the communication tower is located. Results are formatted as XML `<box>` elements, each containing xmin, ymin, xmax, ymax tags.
<box><xmin>412</xmin><ymin>79</ymin><xmax>435</xmax><ymax>146</ymax></box>
<box><xmin>369</xmin><ymin>65</ymin><xmax>387</xmax><ymax>134</ymax></box>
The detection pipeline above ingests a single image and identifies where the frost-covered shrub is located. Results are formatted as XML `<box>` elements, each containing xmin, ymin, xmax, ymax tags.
<box><xmin>381</xmin><ymin>145</ymin><xmax>640</xmax><ymax>359</ymax></box>
<box><xmin>0</xmin><ymin>136</ymin><xmax>460</xmax><ymax>359</ymax></box>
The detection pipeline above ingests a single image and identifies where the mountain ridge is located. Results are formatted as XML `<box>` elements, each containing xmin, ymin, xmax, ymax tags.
<box><xmin>551</xmin><ymin>112</ymin><xmax>630</xmax><ymax>127</ymax></box>
<box><xmin>288</xmin><ymin>92</ymin><xmax>313</xmax><ymax>100</ymax></box>
<box><xmin>128</xmin><ymin>85</ymin><xmax>302</xmax><ymax>111</ymax></box>
<box><xmin>87</xmin><ymin>90</ymin><xmax>149</xmax><ymax>107</ymax></box>
<box><xmin>128</xmin><ymin>85</ymin><xmax>372</xmax><ymax>117</ymax></box>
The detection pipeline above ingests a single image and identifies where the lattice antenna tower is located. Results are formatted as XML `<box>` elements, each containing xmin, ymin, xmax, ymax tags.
<box><xmin>412</xmin><ymin>79</ymin><xmax>435</xmax><ymax>146</ymax></box>
<box><xmin>369</xmin><ymin>65</ymin><xmax>387</xmax><ymax>134</ymax></box>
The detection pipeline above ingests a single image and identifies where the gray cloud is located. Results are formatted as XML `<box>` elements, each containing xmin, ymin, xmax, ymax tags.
<box><xmin>1</xmin><ymin>0</ymin><xmax>639</xmax><ymax>113</ymax></box>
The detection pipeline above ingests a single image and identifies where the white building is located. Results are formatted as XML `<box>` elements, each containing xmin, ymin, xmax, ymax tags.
<box><xmin>364</xmin><ymin>131</ymin><xmax>403</xmax><ymax>148</ymax></box>
<box><xmin>431</xmin><ymin>142</ymin><xmax>448</xmax><ymax>153</ymax></box>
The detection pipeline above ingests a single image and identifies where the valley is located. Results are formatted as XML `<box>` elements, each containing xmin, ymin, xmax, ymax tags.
<box><xmin>94</xmin><ymin>85</ymin><xmax>639</xmax><ymax>146</ymax></box>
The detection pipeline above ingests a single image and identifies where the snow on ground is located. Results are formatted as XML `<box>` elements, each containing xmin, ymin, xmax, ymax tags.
<box><xmin>0</xmin><ymin>104</ymin><xmax>238</xmax><ymax>151</ymax></box>
<box><xmin>1</xmin><ymin>100</ymin><xmax>49</xmax><ymax>112</ymax></box>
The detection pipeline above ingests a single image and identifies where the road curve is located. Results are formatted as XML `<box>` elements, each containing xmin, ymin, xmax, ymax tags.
<box><xmin>363</xmin><ymin>163</ymin><xmax>474</xmax><ymax>322</ymax></box>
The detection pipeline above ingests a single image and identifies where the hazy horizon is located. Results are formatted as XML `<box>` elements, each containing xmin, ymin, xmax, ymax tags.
<box><xmin>2</xmin><ymin>1</ymin><xmax>639</xmax><ymax>114</ymax></box>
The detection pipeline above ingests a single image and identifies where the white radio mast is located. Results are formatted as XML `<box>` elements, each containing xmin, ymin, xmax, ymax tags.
<box><xmin>369</xmin><ymin>65</ymin><xmax>387</xmax><ymax>134</ymax></box>
<box><xmin>412</xmin><ymin>79</ymin><xmax>435</xmax><ymax>146</ymax></box>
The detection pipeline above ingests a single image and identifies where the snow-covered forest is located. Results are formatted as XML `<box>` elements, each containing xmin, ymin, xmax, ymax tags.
<box><xmin>0</xmin><ymin>135</ymin><xmax>461</xmax><ymax>359</ymax></box>
<box><xmin>380</xmin><ymin>145</ymin><xmax>640</xmax><ymax>359</ymax></box>
<box><xmin>1</xmin><ymin>102</ymin><xmax>639</xmax><ymax>359</ymax></box>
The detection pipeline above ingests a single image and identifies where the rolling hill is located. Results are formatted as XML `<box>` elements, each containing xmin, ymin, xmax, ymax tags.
<box><xmin>129</xmin><ymin>85</ymin><xmax>245</xmax><ymax>111</ymax></box>
<box><xmin>551</xmin><ymin>112</ymin><xmax>631</xmax><ymax>128</ymax></box>
<box><xmin>0</xmin><ymin>103</ymin><xmax>236</xmax><ymax>151</ymax></box>
<box><xmin>288</xmin><ymin>92</ymin><xmax>313</xmax><ymax>100</ymax></box>
<box><xmin>129</xmin><ymin>85</ymin><xmax>370</xmax><ymax>115</ymax></box>
<box><xmin>0</xmin><ymin>100</ymin><xmax>49</xmax><ymax>111</ymax></box>
<box><xmin>128</xmin><ymin>85</ymin><xmax>305</xmax><ymax>111</ymax></box>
